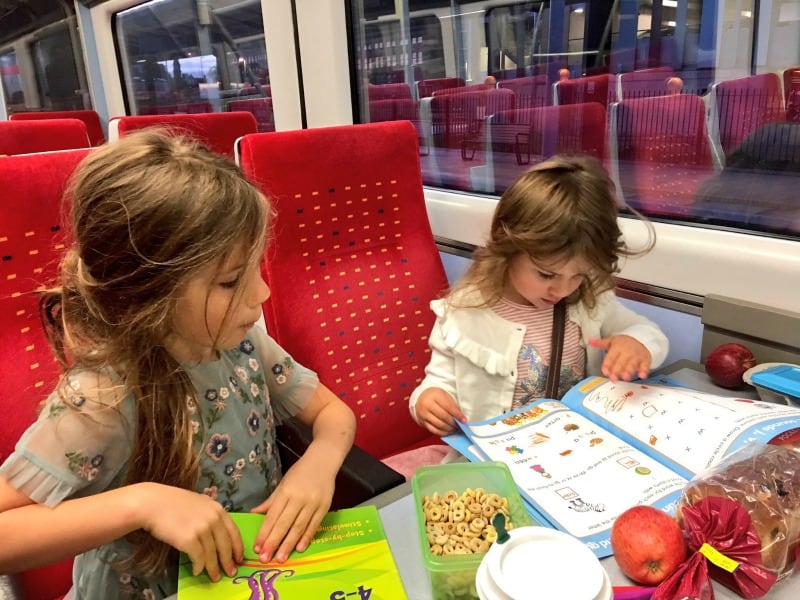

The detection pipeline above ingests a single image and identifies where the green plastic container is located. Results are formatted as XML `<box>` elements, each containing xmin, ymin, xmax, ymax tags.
<box><xmin>411</xmin><ymin>462</ymin><xmax>532</xmax><ymax>600</ymax></box>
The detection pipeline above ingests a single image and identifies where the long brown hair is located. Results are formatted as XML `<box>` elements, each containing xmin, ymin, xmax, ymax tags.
<box><xmin>449</xmin><ymin>155</ymin><xmax>654</xmax><ymax>309</ymax></box>
<box><xmin>39</xmin><ymin>129</ymin><xmax>270</xmax><ymax>574</ymax></box>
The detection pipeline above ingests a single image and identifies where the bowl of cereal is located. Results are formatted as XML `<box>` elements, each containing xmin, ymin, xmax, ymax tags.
<box><xmin>411</xmin><ymin>461</ymin><xmax>534</xmax><ymax>600</ymax></box>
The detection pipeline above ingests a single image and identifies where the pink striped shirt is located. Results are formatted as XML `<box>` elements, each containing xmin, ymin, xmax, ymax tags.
<box><xmin>492</xmin><ymin>297</ymin><xmax>586</xmax><ymax>407</ymax></box>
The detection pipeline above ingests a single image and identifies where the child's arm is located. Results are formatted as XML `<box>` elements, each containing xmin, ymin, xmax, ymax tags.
<box><xmin>250</xmin><ymin>383</ymin><xmax>355</xmax><ymax>563</ymax></box>
<box><xmin>587</xmin><ymin>291</ymin><xmax>670</xmax><ymax>381</ymax></box>
<box><xmin>0</xmin><ymin>477</ymin><xmax>244</xmax><ymax>581</ymax></box>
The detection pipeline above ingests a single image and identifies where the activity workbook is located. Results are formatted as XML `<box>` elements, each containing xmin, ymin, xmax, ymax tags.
<box><xmin>445</xmin><ymin>376</ymin><xmax>800</xmax><ymax>558</ymax></box>
<box><xmin>178</xmin><ymin>505</ymin><xmax>407</xmax><ymax>599</ymax></box>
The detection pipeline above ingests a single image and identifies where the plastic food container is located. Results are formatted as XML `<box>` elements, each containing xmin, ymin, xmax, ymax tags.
<box><xmin>475</xmin><ymin>526</ymin><xmax>611</xmax><ymax>600</ymax></box>
<box><xmin>744</xmin><ymin>363</ymin><xmax>800</xmax><ymax>406</ymax></box>
<box><xmin>411</xmin><ymin>462</ymin><xmax>533</xmax><ymax>600</ymax></box>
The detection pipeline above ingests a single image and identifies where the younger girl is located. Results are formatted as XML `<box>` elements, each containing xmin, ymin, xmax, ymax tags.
<box><xmin>411</xmin><ymin>155</ymin><xmax>669</xmax><ymax>436</ymax></box>
<box><xmin>0</xmin><ymin>131</ymin><xmax>356</xmax><ymax>599</ymax></box>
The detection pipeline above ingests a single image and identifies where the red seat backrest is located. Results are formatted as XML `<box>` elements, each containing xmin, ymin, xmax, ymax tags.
<box><xmin>0</xmin><ymin>147</ymin><xmax>90</xmax><ymax>599</ymax></box>
<box><xmin>430</xmin><ymin>87</ymin><xmax>515</xmax><ymax>149</ymax></box>
<box><xmin>110</xmin><ymin>112</ymin><xmax>258</xmax><ymax>159</ymax></box>
<box><xmin>612</xmin><ymin>94</ymin><xmax>715</xmax><ymax>216</ymax></box>
<box><xmin>488</xmin><ymin>102</ymin><xmax>608</xmax><ymax>193</ymax></box>
<box><xmin>712</xmin><ymin>73</ymin><xmax>786</xmax><ymax>155</ymax></box>
<box><xmin>555</xmin><ymin>73</ymin><xmax>617</xmax><ymax>109</ymax></box>
<box><xmin>497</xmin><ymin>74</ymin><xmax>553</xmax><ymax>108</ymax></box>
<box><xmin>417</xmin><ymin>77</ymin><xmax>465</xmax><ymax>98</ymax></box>
<box><xmin>227</xmin><ymin>98</ymin><xmax>275</xmax><ymax>133</ymax></box>
<box><xmin>618</xmin><ymin>66</ymin><xmax>676</xmax><ymax>100</ymax></box>
<box><xmin>784</xmin><ymin>67</ymin><xmax>800</xmax><ymax>122</ymax></box>
<box><xmin>237</xmin><ymin>121</ymin><xmax>449</xmax><ymax>460</ymax></box>
<box><xmin>0</xmin><ymin>119</ymin><xmax>91</xmax><ymax>155</ymax></box>
<box><xmin>10</xmin><ymin>110</ymin><xmax>106</xmax><ymax>146</ymax></box>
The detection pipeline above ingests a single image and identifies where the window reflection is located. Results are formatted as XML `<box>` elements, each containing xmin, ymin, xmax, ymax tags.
<box><xmin>114</xmin><ymin>0</ymin><xmax>274</xmax><ymax>132</ymax></box>
<box><xmin>347</xmin><ymin>0</ymin><xmax>800</xmax><ymax>240</ymax></box>
<box><xmin>1</xmin><ymin>14</ymin><xmax>89</xmax><ymax>114</ymax></box>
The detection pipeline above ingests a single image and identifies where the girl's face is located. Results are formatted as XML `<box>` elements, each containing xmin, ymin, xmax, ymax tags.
<box><xmin>166</xmin><ymin>242</ymin><xmax>269</xmax><ymax>363</ymax></box>
<box><xmin>504</xmin><ymin>253</ymin><xmax>589</xmax><ymax>308</ymax></box>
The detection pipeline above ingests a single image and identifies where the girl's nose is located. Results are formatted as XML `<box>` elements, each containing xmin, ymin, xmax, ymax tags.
<box><xmin>248</xmin><ymin>271</ymin><xmax>270</xmax><ymax>306</ymax></box>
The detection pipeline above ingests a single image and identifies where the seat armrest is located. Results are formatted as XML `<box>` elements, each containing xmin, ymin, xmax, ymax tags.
<box><xmin>275</xmin><ymin>419</ymin><xmax>405</xmax><ymax>509</ymax></box>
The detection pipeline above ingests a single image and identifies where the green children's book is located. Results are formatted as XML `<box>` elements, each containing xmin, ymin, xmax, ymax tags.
<box><xmin>177</xmin><ymin>505</ymin><xmax>407</xmax><ymax>599</ymax></box>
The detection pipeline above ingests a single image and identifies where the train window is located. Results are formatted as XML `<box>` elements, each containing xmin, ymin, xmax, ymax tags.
<box><xmin>0</xmin><ymin>1</ymin><xmax>90</xmax><ymax>114</ymax></box>
<box><xmin>346</xmin><ymin>0</ymin><xmax>800</xmax><ymax>241</ymax></box>
<box><xmin>114</xmin><ymin>0</ymin><xmax>274</xmax><ymax>130</ymax></box>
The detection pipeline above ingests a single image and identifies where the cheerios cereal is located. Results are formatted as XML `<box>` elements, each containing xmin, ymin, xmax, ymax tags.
<box><xmin>420</xmin><ymin>488</ymin><xmax>512</xmax><ymax>556</ymax></box>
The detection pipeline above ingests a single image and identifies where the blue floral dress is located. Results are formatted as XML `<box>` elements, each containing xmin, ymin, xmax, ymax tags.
<box><xmin>0</xmin><ymin>327</ymin><xmax>319</xmax><ymax>599</ymax></box>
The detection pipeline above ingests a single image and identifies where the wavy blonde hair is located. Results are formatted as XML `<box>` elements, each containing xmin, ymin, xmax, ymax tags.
<box><xmin>39</xmin><ymin>129</ymin><xmax>270</xmax><ymax>574</ymax></box>
<box><xmin>449</xmin><ymin>155</ymin><xmax>654</xmax><ymax>309</ymax></box>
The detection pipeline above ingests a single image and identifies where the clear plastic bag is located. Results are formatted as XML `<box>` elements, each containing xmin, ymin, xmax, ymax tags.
<box><xmin>663</xmin><ymin>443</ymin><xmax>800</xmax><ymax>599</ymax></box>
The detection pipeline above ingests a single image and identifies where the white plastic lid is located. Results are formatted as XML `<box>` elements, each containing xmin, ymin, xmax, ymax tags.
<box><xmin>484</xmin><ymin>527</ymin><xmax>604</xmax><ymax>600</ymax></box>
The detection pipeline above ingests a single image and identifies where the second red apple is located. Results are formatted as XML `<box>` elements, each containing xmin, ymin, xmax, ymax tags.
<box><xmin>610</xmin><ymin>505</ymin><xmax>687</xmax><ymax>585</ymax></box>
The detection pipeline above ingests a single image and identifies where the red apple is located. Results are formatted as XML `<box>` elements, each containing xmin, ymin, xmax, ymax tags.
<box><xmin>704</xmin><ymin>342</ymin><xmax>756</xmax><ymax>389</ymax></box>
<box><xmin>610</xmin><ymin>505</ymin><xmax>687</xmax><ymax>585</ymax></box>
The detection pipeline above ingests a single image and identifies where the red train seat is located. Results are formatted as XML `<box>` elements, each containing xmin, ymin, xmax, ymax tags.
<box><xmin>0</xmin><ymin>119</ymin><xmax>91</xmax><ymax>155</ymax></box>
<box><xmin>10</xmin><ymin>109</ymin><xmax>106</xmax><ymax>147</ymax></box>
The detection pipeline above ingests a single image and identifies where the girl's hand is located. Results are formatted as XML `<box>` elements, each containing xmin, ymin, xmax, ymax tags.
<box><xmin>134</xmin><ymin>482</ymin><xmax>244</xmax><ymax>581</ymax></box>
<box><xmin>415</xmin><ymin>387</ymin><xmax>466</xmax><ymax>436</ymax></box>
<box><xmin>589</xmin><ymin>335</ymin><xmax>653</xmax><ymax>382</ymax></box>
<box><xmin>249</xmin><ymin>456</ymin><xmax>333</xmax><ymax>563</ymax></box>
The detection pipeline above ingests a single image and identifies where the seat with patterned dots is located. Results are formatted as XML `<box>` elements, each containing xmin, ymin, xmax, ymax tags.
<box><xmin>0</xmin><ymin>148</ymin><xmax>90</xmax><ymax>600</ymax></box>
<box><xmin>238</xmin><ymin>121</ymin><xmax>450</xmax><ymax>463</ymax></box>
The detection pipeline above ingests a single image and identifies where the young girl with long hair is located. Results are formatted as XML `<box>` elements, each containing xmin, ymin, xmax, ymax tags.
<box><xmin>411</xmin><ymin>155</ymin><xmax>669</xmax><ymax>436</ymax></box>
<box><xmin>0</xmin><ymin>130</ymin><xmax>356</xmax><ymax>598</ymax></box>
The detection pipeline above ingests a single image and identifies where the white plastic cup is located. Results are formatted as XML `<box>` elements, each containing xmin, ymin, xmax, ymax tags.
<box><xmin>475</xmin><ymin>526</ymin><xmax>611</xmax><ymax>600</ymax></box>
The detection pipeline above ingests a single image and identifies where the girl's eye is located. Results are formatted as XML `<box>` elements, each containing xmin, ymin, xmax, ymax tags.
<box><xmin>538</xmin><ymin>271</ymin><xmax>556</xmax><ymax>280</ymax></box>
<box><xmin>218</xmin><ymin>278</ymin><xmax>240</xmax><ymax>289</ymax></box>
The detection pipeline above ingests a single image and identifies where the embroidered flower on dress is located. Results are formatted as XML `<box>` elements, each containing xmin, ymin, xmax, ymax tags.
<box><xmin>66</xmin><ymin>451</ymin><xmax>103</xmax><ymax>481</ymax></box>
<box><xmin>229</xmin><ymin>376</ymin><xmax>241</xmax><ymax>396</ymax></box>
<box><xmin>247</xmin><ymin>409</ymin><xmax>260</xmax><ymax>434</ymax></box>
<box><xmin>235</xmin><ymin>458</ymin><xmax>246</xmax><ymax>470</ymax></box>
<box><xmin>271</xmin><ymin>359</ymin><xmax>293</xmax><ymax>385</ymax></box>
<box><xmin>249</xmin><ymin>358</ymin><xmax>259</xmax><ymax>371</ymax></box>
<box><xmin>214</xmin><ymin>398</ymin><xmax>226</xmax><ymax>411</ymax></box>
<box><xmin>187</xmin><ymin>396</ymin><xmax>197</xmax><ymax>414</ymax></box>
<box><xmin>205</xmin><ymin>434</ymin><xmax>231</xmax><ymax>461</ymax></box>
<box><xmin>250</xmin><ymin>382</ymin><xmax>260</xmax><ymax>397</ymax></box>
<box><xmin>190</xmin><ymin>420</ymin><xmax>200</xmax><ymax>434</ymax></box>
<box><xmin>224</xmin><ymin>464</ymin><xmax>235</xmax><ymax>476</ymax></box>
<box><xmin>240</xmin><ymin>339</ymin><xmax>255</xmax><ymax>354</ymax></box>
<box><xmin>234</xmin><ymin>366</ymin><xmax>249</xmax><ymax>382</ymax></box>
<box><xmin>203</xmin><ymin>486</ymin><xmax>218</xmax><ymax>500</ymax></box>
<box><xmin>205</xmin><ymin>389</ymin><xmax>219</xmax><ymax>402</ymax></box>
<box><xmin>219</xmin><ymin>387</ymin><xmax>230</xmax><ymax>399</ymax></box>
<box><xmin>221</xmin><ymin>498</ymin><xmax>234</xmax><ymax>511</ymax></box>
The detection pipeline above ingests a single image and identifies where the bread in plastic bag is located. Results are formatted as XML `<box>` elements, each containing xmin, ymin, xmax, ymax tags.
<box><xmin>672</xmin><ymin>443</ymin><xmax>800</xmax><ymax>598</ymax></box>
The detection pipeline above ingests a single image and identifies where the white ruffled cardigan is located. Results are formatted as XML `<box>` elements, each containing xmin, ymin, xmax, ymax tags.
<box><xmin>409</xmin><ymin>287</ymin><xmax>669</xmax><ymax>425</ymax></box>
